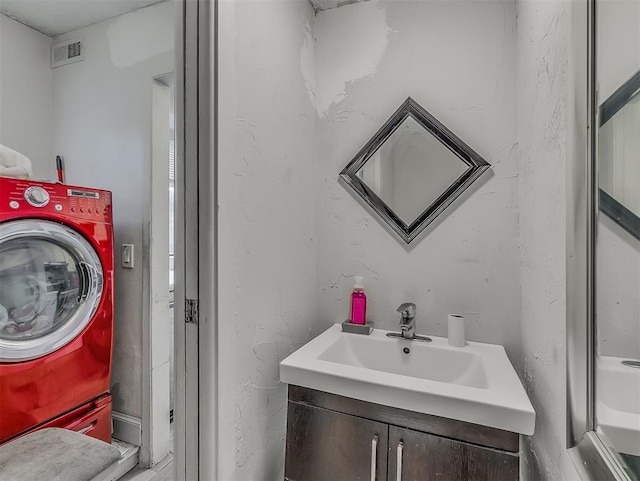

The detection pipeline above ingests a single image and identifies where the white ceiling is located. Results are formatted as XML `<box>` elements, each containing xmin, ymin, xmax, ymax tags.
<box><xmin>309</xmin><ymin>0</ymin><xmax>370</xmax><ymax>12</ymax></box>
<box><xmin>0</xmin><ymin>0</ymin><xmax>371</xmax><ymax>38</ymax></box>
<box><xmin>0</xmin><ymin>0</ymin><xmax>166</xmax><ymax>37</ymax></box>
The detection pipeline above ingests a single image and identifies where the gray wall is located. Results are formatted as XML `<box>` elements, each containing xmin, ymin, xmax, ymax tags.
<box><xmin>0</xmin><ymin>14</ymin><xmax>54</xmax><ymax>179</ymax></box>
<box><xmin>52</xmin><ymin>1</ymin><xmax>174</xmax><ymax>418</ymax></box>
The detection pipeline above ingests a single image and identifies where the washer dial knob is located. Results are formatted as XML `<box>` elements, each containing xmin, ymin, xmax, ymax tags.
<box><xmin>24</xmin><ymin>186</ymin><xmax>50</xmax><ymax>207</ymax></box>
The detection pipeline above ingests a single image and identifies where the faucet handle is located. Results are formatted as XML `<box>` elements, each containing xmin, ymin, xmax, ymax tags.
<box><xmin>396</xmin><ymin>302</ymin><xmax>416</xmax><ymax>320</ymax></box>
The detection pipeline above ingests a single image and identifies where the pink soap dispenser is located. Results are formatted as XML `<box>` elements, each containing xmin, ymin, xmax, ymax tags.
<box><xmin>350</xmin><ymin>276</ymin><xmax>367</xmax><ymax>325</ymax></box>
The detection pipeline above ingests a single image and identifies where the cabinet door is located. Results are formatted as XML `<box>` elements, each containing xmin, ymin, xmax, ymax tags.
<box><xmin>285</xmin><ymin>402</ymin><xmax>388</xmax><ymax>481</ymax></box>
<box><xmin>388</xmin><ymin>425</ymin><xmax>519</xmax><ymax>481</ymax></box>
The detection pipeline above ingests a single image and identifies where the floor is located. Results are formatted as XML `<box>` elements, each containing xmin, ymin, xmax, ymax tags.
<box><xmin>119</xmin><ymin>457</ymin><xmax>174</xmax><ymax>481</ymax></box>
<box><xmin>100</xmin><ymin>438</ymin><xmax>140</xmax><ymax>481</ymax></box>
<box><xmin>113</xmin><ymin>438</ymin><xmax>139</xmax><ymax>459</ymax></box>
<box><xmin>107</xmin><ymin>437</ymin><xmax>173</xmax><ymax>481</ymax></box>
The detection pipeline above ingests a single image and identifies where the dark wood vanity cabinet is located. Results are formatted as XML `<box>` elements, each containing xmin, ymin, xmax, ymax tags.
<box><xmin>285</xmin><ymin>402</ymin><xmax>388</xmax><ymax>481</ymax></box>
<box><xmin>285</xmin><ymin>386</ymin><xmax>520</xmax><ymax>481</ymax></box>
<box><xmin>387</xmin><ymin>426</ymin><xmax>518</xmax><ymax>481</ymax></box>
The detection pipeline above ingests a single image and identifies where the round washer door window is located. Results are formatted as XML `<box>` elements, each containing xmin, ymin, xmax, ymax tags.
<box><xmin>0</xmin><ymin>220</ymin><xmax>103</xmax><ymax>362</ymax></box>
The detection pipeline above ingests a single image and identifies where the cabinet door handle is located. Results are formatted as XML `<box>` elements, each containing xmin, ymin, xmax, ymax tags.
<box><xmin>370</xmin><ymin>434</ymin><xmax>378</xmax><ymax>481</ymax></box>
<box><xmin>396</xmin><ymin>441</ymin><xmax>404</xmax><ymax>481</ymax></box>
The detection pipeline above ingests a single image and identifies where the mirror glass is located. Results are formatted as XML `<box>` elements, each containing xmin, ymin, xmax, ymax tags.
<box><xmin>355</xmin><ymin>116</ymin><xmax>469</xmax><ymax>226</ymax></box>
<box><xmin>599</xmin><ymin>75</ymin><xmax>640</xmax><ymax>238</ymax></box>
<box><xmin>340</xmin><ymin>97</ymin><xmax>490</xmax><ymax>244</ymax></box>
<box><xmin>595</xmin><ymin>1</ymin><xmax>640</xmax><ymax>478</ymax></box>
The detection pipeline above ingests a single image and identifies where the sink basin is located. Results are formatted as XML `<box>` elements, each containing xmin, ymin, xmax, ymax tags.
<box><xmin>318</xmin><ymin>334</ymin><xmax>489</xmax><ymax>389</ymax></box>
<box><xmin>597</xmin><ymin>355</ymin><xmax>640</xmax><ymax>456</ymax></box>
<box><xmin>280</xmin><ymin>324</ymin><xmax>535</xmax><ymax>435</ymax></box>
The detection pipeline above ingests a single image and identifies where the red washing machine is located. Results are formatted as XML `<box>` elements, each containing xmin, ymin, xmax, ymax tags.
<box><xmin>0</xmin><ymin>176</ymin><xmax>114</xmax><ymax>444</ymax></box>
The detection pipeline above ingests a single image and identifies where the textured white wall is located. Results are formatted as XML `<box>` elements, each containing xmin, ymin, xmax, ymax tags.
<box><xmin>0</xmin><ymin>14</ymin><xmax>53</xmax><ymax>179</ymax></box>
<box><xmin>51</xmin><ymin>0</ymin><xmax>174</xmax><ymax>419</ymax></box>
<box><xmin>213</xmin><ymin>2</ymin><xmax>611</xmax><ymax>480</ymax></box>
<box><xmin>315</xmin><ymin>0</ymin><xmax>523</xmax><ymax>370</ymax></box>
<box><xmin>215</xmin><ymin>1</ymin><xmax>318</xmax><ymax>479</ymax></box>
<box><xmin>516</xmin><ymin>1</ymin><xmax>580</xmax><ymax>479</ymax></box>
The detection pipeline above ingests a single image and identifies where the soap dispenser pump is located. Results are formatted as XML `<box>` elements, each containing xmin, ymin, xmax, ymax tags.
<box><xmin>350</xmin><ymin>276</ymin><xmax>367</xmax><ymax>325</ymax></box>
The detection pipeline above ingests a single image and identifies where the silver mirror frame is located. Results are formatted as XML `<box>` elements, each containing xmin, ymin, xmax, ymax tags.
<box><xmin>339</xmin><ymin>97</ymin><xmax>490</xmax><ymax>244</ymax></box>
<box><xmin>567</xmin><ymin>1</ymin><xmax>636</xmax><ymax>479</ymax></box>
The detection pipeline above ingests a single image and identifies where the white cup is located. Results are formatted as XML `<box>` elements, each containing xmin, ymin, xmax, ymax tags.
<box><xmin>448</xmin><ymin>314</ymin><xmax>465</xmax><ymax>347</ymax></box>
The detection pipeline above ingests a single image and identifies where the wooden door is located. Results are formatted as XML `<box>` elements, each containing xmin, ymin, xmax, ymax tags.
<box><xmin>388</xmin><ymin>425</ymin><xmax>519</xmax><ymax>481</ymax></box>
<box><xmin>285</xmin><ymin>402</ymin><xmax>388</xmax><ymax>481</ymax></box>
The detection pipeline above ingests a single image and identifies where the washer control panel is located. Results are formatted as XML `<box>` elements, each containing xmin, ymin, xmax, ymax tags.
<box><xmin>0</xmin><ymin>177</ymin><xmax>112</xmax><ymax>223</ymax></box>
<box><xmin>24</xmin><ymin>186</ymin><xmax>51</xmax><ymax>207</ymax></box>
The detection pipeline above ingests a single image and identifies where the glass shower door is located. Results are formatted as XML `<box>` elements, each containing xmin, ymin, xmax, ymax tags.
<box><xmin>595</xmin><ymin>1</ymin><xmax>640</xmax><ymax>478</ymax></box>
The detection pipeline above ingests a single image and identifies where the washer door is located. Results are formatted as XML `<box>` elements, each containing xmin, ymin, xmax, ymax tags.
<box><xmin>0</xmin><ymin>220</ymin><xmax>104</xmax><ymax>362</ymax></box>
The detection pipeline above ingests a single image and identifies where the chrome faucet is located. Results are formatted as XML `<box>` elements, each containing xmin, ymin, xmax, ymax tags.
<box><xmin>386</xmin><ymin>302</ymin><xmax>432</xmax><ymax>343</ymax></box>
<box><xmin>397</xmin><ymin>302</ymin><xmax>416</xmax><ymax>339</ymax></box>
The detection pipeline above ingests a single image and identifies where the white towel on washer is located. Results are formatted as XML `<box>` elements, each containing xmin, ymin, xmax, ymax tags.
<box><xmin>0</xmin><ymin>143</ymin><xmax>33</xmax><ymax>179</ymax></box>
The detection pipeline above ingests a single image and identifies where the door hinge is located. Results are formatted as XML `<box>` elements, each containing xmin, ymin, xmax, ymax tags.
<box><xmin>185</xmin><ymin>298</ymin><xmax>199</xmax><ymax>324</ymax></box>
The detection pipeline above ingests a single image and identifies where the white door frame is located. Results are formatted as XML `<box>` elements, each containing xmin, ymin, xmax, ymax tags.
<box><xmin>174</xmin><ymin>0</ymin><xmax>215</xmax><ymax>479</ymax></box>
<box><xmin>141</xmin><ymin>75</ymin><xmax>173</xmax><ymax>469</ymax></box>
<box><xmin>196</xmin><ymin>0</ymin><xmax>217</xmax><ymax>478</ymax></box>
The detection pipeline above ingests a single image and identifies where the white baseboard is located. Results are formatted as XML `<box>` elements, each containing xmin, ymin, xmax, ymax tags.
<box><xmin>112</xmin><ymin>411</ymin><xmax>142</xmax><ymax>447</ymax></box>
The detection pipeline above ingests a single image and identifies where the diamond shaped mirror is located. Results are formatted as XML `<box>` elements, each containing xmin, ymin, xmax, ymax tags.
<box><xmin>339</xmin><ymin>97</ymin><xmax>491</xmax><ymax>244</ymax></box>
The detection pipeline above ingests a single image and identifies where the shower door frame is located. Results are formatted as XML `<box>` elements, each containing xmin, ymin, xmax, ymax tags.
<box><xmin>566</xmin><ymin>0</ymin><xmax>636</xmax><ymax>479</ymax></box>
<box><xmin>173</xmin><ymin>0</ymin><xmax>215</xmax><ymax>479</ymax></box>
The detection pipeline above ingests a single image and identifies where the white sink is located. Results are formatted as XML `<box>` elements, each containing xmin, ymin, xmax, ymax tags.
<box><xmin>597</xmin><ymin>355</ymin><xmax>640</xmax><ymax>456</ymax></box>
<box><xmin>318</xmin><ymin>333</ymin><xmax>490</xmax><ymax>389</ymax></box>
<box><xmin>280</xmin><ymin>324</ymin><xmax>535</xmax><ymax>435</ymax></box>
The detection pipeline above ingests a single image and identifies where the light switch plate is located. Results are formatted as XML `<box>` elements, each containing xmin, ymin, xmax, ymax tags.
<box><xmin>122</xmin><ymin>244</ymin><xmax>134</xmax><ymax>268</ymax></box>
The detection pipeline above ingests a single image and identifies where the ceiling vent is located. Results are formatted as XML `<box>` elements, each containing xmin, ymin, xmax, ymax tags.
<box><xmin>51</xmin><ymin>38</ymin><xmax>84</xmax><ymax>68</ymax></box>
